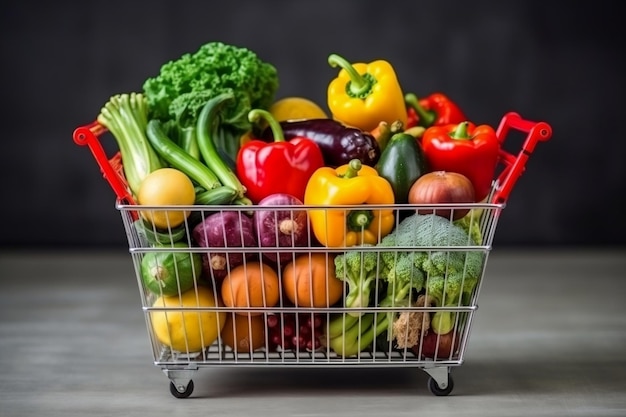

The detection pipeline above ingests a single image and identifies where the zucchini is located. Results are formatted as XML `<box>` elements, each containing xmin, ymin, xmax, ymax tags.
<box><xmin>146</xmin><ymin>119</ymin><xmax>222</xmax><ymax>192</ymax></box>
<box><xmin>196</xmin><ymin>92</ymin><xmax>247</xmax><ymax>199</ymax></box>
<box><xmin>375</xmin><ymin>132</ymin><xmax>428</xmax><ymax>204</ymax></box>
<box><xmin>133</xmin><ymin>219</ymin><xmax>186</xmax><ymax>245</ymax></box>
<box><xmin>194</xmin><ymin>186</ymin><xmax>238</xmax><ymax>205</ymax></box>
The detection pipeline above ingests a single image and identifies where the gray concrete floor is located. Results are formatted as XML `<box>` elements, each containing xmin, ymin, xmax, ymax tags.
<box><xmin>1</xmin><ymin>248</ymin><xmax>625</xmax><ymax>416</ymax></box>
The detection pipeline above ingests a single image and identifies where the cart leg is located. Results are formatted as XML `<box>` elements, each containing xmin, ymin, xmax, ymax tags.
<box><xmin>422</xmin><ymin>366</ymin><xmax>454</xmax><ymax>396</ymax></box>
<box><xmin>163</xmin><ymin>368</ymin><xmax>197</xmax><ymax>398</ymax></box>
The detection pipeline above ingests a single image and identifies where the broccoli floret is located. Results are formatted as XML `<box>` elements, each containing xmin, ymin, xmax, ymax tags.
<box><xmin>424</xmin><ymin>271</ymin><xmax>480</xmax><ymax>334</ymax></box>
<box><xmin>334</xmin><ymin>247</ymin><xmax>383</xmax><ymax>316</ymax></box>
<box><xmin>379</xmin><ymin>214</ymin><xmax>484</xmax><ymax>305</ymax></box>
<box><xmin>326</xmin><ymin>214</ymin><xmax>486</xmax><ymax>357</ymax></box>
<box><xmin>395</xmin><ymin>214</ymin><xmax>485</xmax><ymax>335</ymax></box>
<box><xmin>453</xmin><ymin>208</ymin><xmax>484</xmax><ymax>245</ymax></box>
<box><xmin>378</xmin><ymin>250</ymin><xmax>425</xmax><ymax>304</ymax></box>
<box><xmin>425</xmin><ymin>272</ymin><xmax>479</xmax><ymax>306</ymax></box>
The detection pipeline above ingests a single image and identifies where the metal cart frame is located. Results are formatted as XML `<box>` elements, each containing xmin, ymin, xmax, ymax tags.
<box><xmin>74</xmin><ymin>112</ymin><xmax>552</xmax><ymax>397</ymax></box>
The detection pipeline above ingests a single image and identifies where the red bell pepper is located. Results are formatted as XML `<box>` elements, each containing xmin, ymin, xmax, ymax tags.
<box><xmin>421</xmin><ymin>121</ymin><xmax>500</xmax><ymax>202</ymax></box>
<box><xmin>235</xmin><ymin>109</ymin><xmax>325</xmax><ymax>204</ymax></box>
<box><xmin>405</xmin><ymin>93</ymin><xmax>467</xmax><ymax>129</ymax></box>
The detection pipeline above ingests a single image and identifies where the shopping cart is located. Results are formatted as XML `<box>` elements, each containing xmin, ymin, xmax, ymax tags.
<box><xmin>73</xmin><ymin>112</ymin><xmax>551</xmax><ymax>398</ymax></box>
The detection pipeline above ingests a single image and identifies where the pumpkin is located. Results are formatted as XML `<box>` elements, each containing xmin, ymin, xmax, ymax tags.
<box><xmin>221</xmin><ymin>261</ymin><xmax>280</xmax><ymax>316</ymax></box>
<box><xmin>282</xmin><ymin>253</ymin><xmax>344</xmax><ymax>308</ymax></box>
<box><xmin>220</xmin><ymin>313</ymin><xmax>266</xmax><ymax>353</ymax></box>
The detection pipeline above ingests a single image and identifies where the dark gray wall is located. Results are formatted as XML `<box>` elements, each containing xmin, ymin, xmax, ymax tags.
<box><xmin>1</xmin><ymin>0</ymin><xmax>624</xmax><ymax>249</ymax></box>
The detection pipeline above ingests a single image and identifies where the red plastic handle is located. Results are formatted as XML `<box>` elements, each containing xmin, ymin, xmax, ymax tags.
<box><xmin>490</xmin><ymin>112</ymin><xmax>552</xmax><ymax>204</ymax></box>
<box><xmin>73</xmin><ymin>112</ymin><xmax>552</xmax><ymax>207</ymax></box>
<box><xmin>72</xmin><ymin>122</ymin><xmax>136</xmax><ymax>205</ymax></box>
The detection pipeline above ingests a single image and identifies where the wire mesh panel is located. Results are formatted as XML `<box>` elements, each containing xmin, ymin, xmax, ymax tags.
<box><xmin>119</xmin><ymin>202</ymin><xmax>500</xmax><ymax>368</ymax></box>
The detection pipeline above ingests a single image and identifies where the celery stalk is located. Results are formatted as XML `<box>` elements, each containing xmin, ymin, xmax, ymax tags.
<box><xmin>97</xmin><ymin>93</ymin><xmax>164</xmax><ymax>197</ymax></box>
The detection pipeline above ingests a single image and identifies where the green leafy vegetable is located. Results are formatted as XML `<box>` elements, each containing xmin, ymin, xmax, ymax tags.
<box><xmin>142</xmin><ymin>42</ymin><xmax>280</xmax><ymax>165</ymax></box>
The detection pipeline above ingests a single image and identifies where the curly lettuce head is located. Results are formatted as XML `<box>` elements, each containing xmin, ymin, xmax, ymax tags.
<box><xmin>142</xmin><ymin>42</ymin><xmax>279</xmax><ymax>131</ymax></box>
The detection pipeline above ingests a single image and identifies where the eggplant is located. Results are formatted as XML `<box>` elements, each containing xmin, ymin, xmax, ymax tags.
<box><xmin>261</xmin><ymin>118</ymin><xmax>381</xmax><ymax>167</ymax></box>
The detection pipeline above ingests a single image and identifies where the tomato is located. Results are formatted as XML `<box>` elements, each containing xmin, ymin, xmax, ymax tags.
<box><xmin>137</xmin><ymin>168</ymin><xmax>196</xmax><ymax>229</ymax></box>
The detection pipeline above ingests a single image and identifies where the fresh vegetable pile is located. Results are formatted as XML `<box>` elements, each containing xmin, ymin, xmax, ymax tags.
<box><xmin>92</xmin><ymin>41</ymin><xmax>509</xmax><ymax>359</ymax></box>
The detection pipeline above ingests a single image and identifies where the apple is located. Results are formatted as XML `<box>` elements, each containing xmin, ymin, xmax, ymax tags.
<box><xmin>416</xmin><ymin>330</ymin><xmax>460</xmax><ymax>359</ymax></box>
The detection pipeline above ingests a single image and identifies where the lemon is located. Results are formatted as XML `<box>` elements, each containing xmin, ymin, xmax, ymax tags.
<box><xmin>137</xmin><ymin>168</ymin><xmax>196</xmax><ymax>229</ymax></box>
<box><xmin>150</xmin><ymin>286</ymin><xmax>227</xmax><ymax>353</ymax></box>
<box><xmin>269</xmin><ymin>97</ymin><xmax>328</xmax><ymax>122</ymax></box>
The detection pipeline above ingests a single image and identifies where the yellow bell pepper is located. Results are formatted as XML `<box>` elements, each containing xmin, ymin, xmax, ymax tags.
<box><xmin>327</xmin><ymin>53</ymin><xmax>408</xmax><ymax>133</ymax></box>
<box><xmin>304</xmin><ymin>159</ymin><xmax>395</xmax><ymax>247</ymax></box>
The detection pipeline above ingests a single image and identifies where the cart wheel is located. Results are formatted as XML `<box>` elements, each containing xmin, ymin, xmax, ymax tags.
<box><xmin>169</xmin><ymin>380</ymin><xmax>194</xmax><ymax>398</ymax></box>
<box><xmin>428</xmin><ymin>376</ymin><xmax>454</xmax><ymax>396</ymax></box>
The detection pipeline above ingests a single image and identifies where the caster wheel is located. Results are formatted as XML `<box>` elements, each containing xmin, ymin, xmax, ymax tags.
<box><xmin>428</xmin><ymin>375</ymin><xmax>454</xmax><ymax>396</ymax></box>
<box><xmin>169</xmin><ymin>380</ymin><xmax>194</xmax><ymax>398</ymax></box>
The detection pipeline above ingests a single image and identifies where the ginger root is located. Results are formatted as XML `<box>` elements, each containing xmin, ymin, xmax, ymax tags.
<box><xmin>392</xmin><ymin>294</ymin><xmax>434</xmax><ymax>349</ymax></box>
